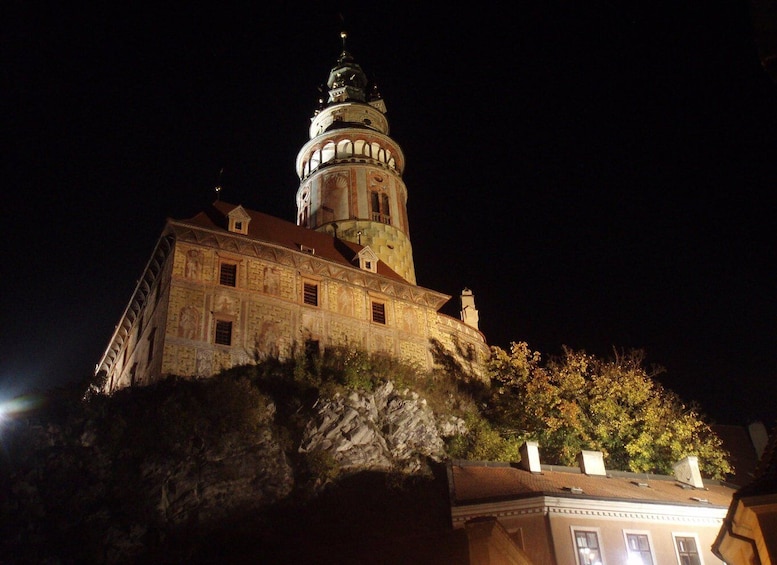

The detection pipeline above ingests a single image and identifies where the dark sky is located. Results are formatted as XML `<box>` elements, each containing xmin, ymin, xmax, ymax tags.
<box><xmin>3</xmin><ymin>3</ymin><xmax>776</xmax><ymax>427</ymax></box>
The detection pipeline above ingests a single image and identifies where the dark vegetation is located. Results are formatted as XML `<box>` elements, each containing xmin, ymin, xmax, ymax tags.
<box><xmin>0</xmin><ymin>342</ymin><xmax>731</xmax><ymax>563</ymax></box>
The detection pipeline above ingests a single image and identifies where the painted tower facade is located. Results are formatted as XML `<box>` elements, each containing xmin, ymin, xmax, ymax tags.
<box><xmin>295</xmin><ymin>33</ymin><xmax>416</xmax><ymax>284</ymax></box>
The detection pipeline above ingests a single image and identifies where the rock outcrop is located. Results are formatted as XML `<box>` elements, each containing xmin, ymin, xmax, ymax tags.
<box><xmin>300</xmin><ymin>381</ymin><xmax>467</xmax><ymax>474</ymax></box>
<box><xmin>2</xmin><ymin>377</ymin><xmax>468</xmax><ymax>563</ymax></box>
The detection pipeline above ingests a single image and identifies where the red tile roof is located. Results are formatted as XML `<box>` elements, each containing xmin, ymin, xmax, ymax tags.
<box><xmin>450</xmin><ymin>462</ymin><xmax>735</xmax><ymax>508</ymax></box>
<box><xmin>173</xmin><ymin>200</ymin><xmax>410</xmax><ymax>284</ymax></box>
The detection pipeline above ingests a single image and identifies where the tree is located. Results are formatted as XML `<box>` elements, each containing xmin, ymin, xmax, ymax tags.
<box><xmin>485</xmin><ymin>343</ymin><xmax>732</xmax><ymax>479</ymax></box>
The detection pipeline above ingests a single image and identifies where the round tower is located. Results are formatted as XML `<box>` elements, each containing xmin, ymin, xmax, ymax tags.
<box><xmin>295</xmin><ymin>32</ymin><xmax>416</xmax><ymax>284</ymax></box>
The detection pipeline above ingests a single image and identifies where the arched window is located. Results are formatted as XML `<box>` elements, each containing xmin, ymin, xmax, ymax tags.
<box><xmin>298</xmin><ymin>190</ymin><xmax>310</xmax><ymax>227</ymax></box>
<box><xmin>337</xmin><ymin>139</ymin><xmax>354</xmax><ymax>158</ymax></box>
<box><xmin>321</xmin><ymin>141</ymin><xmax>336</xmax><ymax>166</ymax></box>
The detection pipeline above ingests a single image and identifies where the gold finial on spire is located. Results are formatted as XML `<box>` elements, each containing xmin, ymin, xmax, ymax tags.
<box><xmin>340</xmin><ymin>31</ymin><xmax>347</xmax><ymax>50</ymax></box>
<box><xmin>214</xmin><ymin>167</ymin><xmax>223</xmax><ymax>200</ymax></box>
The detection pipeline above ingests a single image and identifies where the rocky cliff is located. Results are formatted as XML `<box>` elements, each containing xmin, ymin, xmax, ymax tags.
<box><xmin>1</xmin><ymin>362</ymin><xmax>473</xmax><ymax>564</ymax></box>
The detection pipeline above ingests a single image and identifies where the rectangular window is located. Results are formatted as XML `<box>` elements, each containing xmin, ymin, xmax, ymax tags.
<box><xmin>215</xmin><ymin>320</ymin><xmax>233</xmax><ymax>346</ymax></box>
<box><xmin>626</xmin><ymin>533</ymin><xmax>654</xmax><ymax>565</ymax></box>
<box><xmin>371</xmin><ymin>301</ymin><xmax>386</xmax><ymax>324</ymax></box>
<box><xmin>219</xmin><ymin>263</ymin><xmax>237</xmax><ymax>287</ymax></box>
<box><xmin>303</xmin><ymin>282</ymin><xmax>319</xmax><ymax>306</ymax></box>
<box><xmin>573</xmin><ymin>530</ymin><xmax>602</xmax><ymax>565</ymax></box>
<box><xmin>370</xmin><ymin>191</ymin><xmax>391</xmax><ymax>224</ymax></box>
<box><xmin>674</xmin><ymin>536</ymin><xmax>701</xmax><ymax>565</ymax></box>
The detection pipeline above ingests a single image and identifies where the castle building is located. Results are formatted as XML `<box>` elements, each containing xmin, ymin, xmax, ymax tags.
<box><xmin>96</xmin><ymin>33</ymin><xmax>488</xmax><ymax>392</ymax></box>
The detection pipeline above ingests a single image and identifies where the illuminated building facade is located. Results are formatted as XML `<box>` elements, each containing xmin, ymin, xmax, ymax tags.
<box><xmin>95</xmin><ymin>34</ymin><xmax>487</xmax><ymax>392</ymax></box>
<box><xmin>450</xmin><ymin>444</ymin><xmax>736</xmax><ymax>565</ymax></box>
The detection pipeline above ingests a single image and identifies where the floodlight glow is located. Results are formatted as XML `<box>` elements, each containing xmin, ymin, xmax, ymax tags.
<box><xmin>0</xmin><ymin>394</ymin><xmax>43</xmax><ymax>422</ymax></box>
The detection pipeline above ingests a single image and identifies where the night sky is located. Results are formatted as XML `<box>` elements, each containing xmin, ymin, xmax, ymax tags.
<box><xmin>3</xmin><ymin>3</ymin><xmax>776</xmax><ymax>427</ymax></box>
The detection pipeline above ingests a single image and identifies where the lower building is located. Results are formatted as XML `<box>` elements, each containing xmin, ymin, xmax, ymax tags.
<box><xmin>449</xmin><ymin>443</ymin><xmax>735</xmax><ymax>565</ymax></box>
<box><xmin>713</xmin><ymin>425</ymin><xmax>777</xmax><ymax>565</ymax></box>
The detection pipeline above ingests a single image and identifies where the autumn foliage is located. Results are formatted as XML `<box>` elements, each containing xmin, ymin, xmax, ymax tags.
<box><xmin>484</xmin><ymin>343</ymin><xmax>732</xmax><ymax>479</ymax></box>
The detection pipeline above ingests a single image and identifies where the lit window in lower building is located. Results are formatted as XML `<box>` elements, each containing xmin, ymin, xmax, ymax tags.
<box><xmin>675</xmin><ymin>536</ymin><xmax>701</xmax><ymax>565</ymax></box>
<box><xmin>626</xmin><ymin>533</ymin><xmax>653</xmax><ymax>565</ymax></box>
<box><xmin>574</xmin><ymin>530</ymin><xmax>602</xmax><ymax>565</ymax></box>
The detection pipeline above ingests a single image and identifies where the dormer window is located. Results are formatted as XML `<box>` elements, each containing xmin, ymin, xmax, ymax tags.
<box><xmin>227</xmin><ymin>205</ymin><xmax>251</xmax><ymax>235</ymax></box>
<box><xmin>356</xmin><ymin>246</ymin><xmax>378</xmax><ymax>274</ymax></box>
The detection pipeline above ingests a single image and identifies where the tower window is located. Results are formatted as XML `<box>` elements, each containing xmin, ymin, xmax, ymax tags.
<box><xmin>299</xmin><ymin>190</ymin><xmax>310</xmax><ymax>227</ymax></box>
<box><xmin>371</xmin><ymin>301</ymin><xmax>386</xmax><ymax>324</ymax></box>
<box><xmin>215</xmin><ymin>320</ymin><xmax>233</xmax><ymax>346</ymax></box>
<box><xmin>303</xmin><ymin>282</ymin><xmax>319</xmax><ymax>306</ymax></box>
<box><xmin>370</xmin><ymin>191</ymin><xmax>390</xmax><ymax>224</ymax></box>
<box><xmin>219</xmin><ymin>263</ymin><xmax>237</xmax><ymax>287</ymax></box>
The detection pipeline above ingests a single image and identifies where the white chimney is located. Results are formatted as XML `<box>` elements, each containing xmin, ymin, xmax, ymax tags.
<box><xmin>520</xmin><ymin>441</ymin><xmax>542</xmax><ymax>473</ymax></box>
<box><xmin>459</xmin><ymin>288</ymin><xmax>480</xmax><ymax>330</ymax></box>
<box><xmin>673</xmin><ymin>455</ymin><xmax>704</xmax><ymax>488</ymax></box>
<box><xmin>578</xmin><ymin>450</ymin><xmax>607</xmax><ymax>476</ymax></box>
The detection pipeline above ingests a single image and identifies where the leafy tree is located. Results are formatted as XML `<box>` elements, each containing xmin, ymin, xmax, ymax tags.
<box><xmin>486</xmin><ymin>343</ymin><xmax>732</xmax><ymax>479</ymax></box>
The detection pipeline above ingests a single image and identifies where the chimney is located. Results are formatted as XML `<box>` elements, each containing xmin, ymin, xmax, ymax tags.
<box><xmin>748</xmin><ymin>421</ymin><xmax>769</xmax><ymax>459</ymax></box>
<box><xmin>673</xmin><ymin>455</ymin><xmax>704</xmax><ymax>488</ymax></box>
<box><xmin>459</xmin><ymin>288</ymin><xmax>480</xmax><ymax>330</ymax></box>
<box><xmin>577</xmin><ymin>450</ymin><xmax>607</xmax><ymax>476</ymax></box>
<box><xmin>520</xmin><ymin>441</ymin><xmax>542</xmax><ymax>473</ymax></box>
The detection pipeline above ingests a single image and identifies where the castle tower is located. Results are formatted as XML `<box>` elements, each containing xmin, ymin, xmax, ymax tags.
<box><xmin>295</xmin><ymin>32</ymin><xmax>416</xmax><ymax>284</ymax></box>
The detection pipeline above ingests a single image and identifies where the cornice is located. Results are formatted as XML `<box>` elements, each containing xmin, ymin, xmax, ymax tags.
<box><xmin>451</xmin><ymin>495</ymin><xmax>728</xmax><ymax>528</ymax></box>
<box><xmin>96</xmin><ymin>233</ymin><xmax>175</xmax><ymax>378</ymax></box>
<box><xmin>168</xmin><ymin>221</ymin><xmax>450</xmax><ymax>310</ymax></box>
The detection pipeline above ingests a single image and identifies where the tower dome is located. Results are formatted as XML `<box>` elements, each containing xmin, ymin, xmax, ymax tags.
<box><xmin>325</xmin><ymin>32</ymin><xmax>369</xmax><ymax>104</ymax></box>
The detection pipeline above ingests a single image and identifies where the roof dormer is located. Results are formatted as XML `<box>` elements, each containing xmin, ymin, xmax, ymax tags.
<box><xmin>226</xmin><ymin>205</ymin><xmax>251</xmax><ymax>235</ymax></box>
<box><xmin>355</xmin><ymin>246</ymin><xmax>378</xmax><ymax>274</ymax></box>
